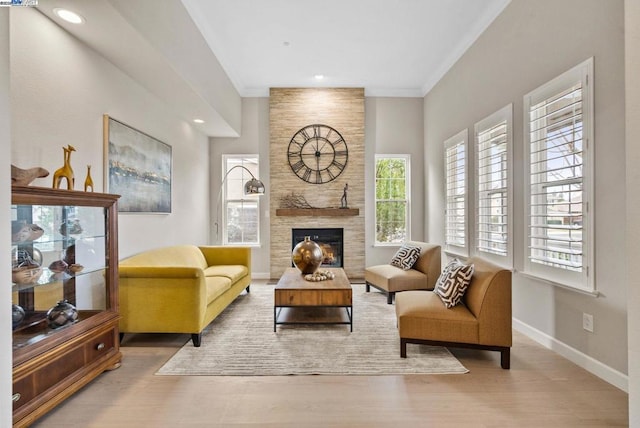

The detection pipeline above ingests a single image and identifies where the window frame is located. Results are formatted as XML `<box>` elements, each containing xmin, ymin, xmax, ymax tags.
<box><xmin>444</xmin><ymin>130</ymin><xmax>469</xmax><ymax>256</ymax></box>
<box><xmin>474</xmin><ymin>104</ymin><xmax>513</xmax><ymax>268</ymax></box>
<box><xmin>221</xmin><ymin>154</ymin><xmax>261</xmax><ymax>247</ymax></box>
<box><xmin>523</xmin><ymin>58</ymin><xmax>594</xmax><ymax>292</ymax></box>
<box><xmin>374</xmin><ymin>154</ymin><xmax>411</xmax><ymax>246</ymax></box>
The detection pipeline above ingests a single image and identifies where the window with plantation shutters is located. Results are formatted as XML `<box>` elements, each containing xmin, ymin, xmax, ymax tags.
<box><xmin>524</xmin><ymin>58</ymin><xmax>594</xmax><ymax>292</ymax></box>
<box><xmin>444</xmin><ymin>130</ymin><xmax>468</xmax><ymax>255</ymax></box>
<box><xmin>475</xmin><ymin>105</ymin><xmax>512</xmax><ymax>267</ymax></box>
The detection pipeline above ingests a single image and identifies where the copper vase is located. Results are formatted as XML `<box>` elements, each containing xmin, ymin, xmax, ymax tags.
<box><xmin>292</xmin><ymin>236</ymin><xmax>323</xmax><ymax>274</ymax></box>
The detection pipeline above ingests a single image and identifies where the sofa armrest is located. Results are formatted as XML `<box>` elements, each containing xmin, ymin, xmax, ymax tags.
<box><xmin>198</xmin><ymin>246</ymin><xmax>251</xmax><ymax>268</ymax></box>
<box><xmin>118</xmin><ymin>273</ymin><xmax>207</xmax><ymax>332</ymax></box>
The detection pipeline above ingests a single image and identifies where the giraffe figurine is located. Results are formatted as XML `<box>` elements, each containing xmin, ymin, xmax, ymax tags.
<box><xmin>52</xmin><ymin>145</ymin><xmax>76</xmax><ymax>190</ymax></box>
<box><xmin>84</xmin><ymin>165</ymin><xmax>94</xmax><ymax>192</ymax></box>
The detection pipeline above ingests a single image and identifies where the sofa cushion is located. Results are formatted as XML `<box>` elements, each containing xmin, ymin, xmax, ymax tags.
<box><xmin>390</xmin><ymin>244</ymin><xmax>422</xmax><ymax>270</ymax></box>
<box><xmin>120</xmin><ymin>245</ymin><xmax>208</xmax><ymax>270</ymax></box>
<box><xmin>433</xmin><ymin>259</ymin><xmax>474</xmax><ymax>308</ymax></box>
<box><xmin>203</xmin><ymin>265</ymin><xmax>249</xmax><ymax>283</ymax></box>
<box><xmin>205</xmin><ymin>276</ymin><xmax>233</xmax><ymax>304</ymax></box>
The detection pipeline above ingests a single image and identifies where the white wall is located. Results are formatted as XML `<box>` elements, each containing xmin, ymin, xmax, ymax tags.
<box><xmin>625</xmin><ymin>0</ymin><xmax>640</xmax><ymax>422</ymax></box>
<box><xmin>424</xmin><ymin>0</ymin><xmax>627</xmax><ymax>382</ymax></box>
<box><xmin>10</xmin><ymin>8</ymin><xmax>211</xmax><ymax>258</ymax></box>
<box><xmin>1</xmin><ymin>8</ymin><xmax>12</xmax><ymax>427</ymax></box>
<box><xmin>365</xmin><ymin>97</ymin><xmax>425</xmax><ymax>266</ymax></box>
<box><xmin>210</xmin><ymin>98</ymin><xmax>271</xmax><ymax>277</ymax></box>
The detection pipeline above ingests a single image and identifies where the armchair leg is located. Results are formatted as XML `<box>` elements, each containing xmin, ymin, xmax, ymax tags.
<box><xmin>365</xmin><ymin>282</ymin><xmax>370</xmax><ymax>292</ymax></box>
<box><xmin>387</xmin><ymin>292</ymin><xmax>395</xmax><ymax>305</ymax></box>
<box><xmin>400</xmin><ymin>338</ymin><xmax>407</xmax><ymax>358</ymax></box>
<box><xmin>246</xmin><ymin>285</ymin><xmax>250</xmax><ymax>293</ymax></box>
<box><xmin>501</xmin><ymin>348</ymin><xmax>510</xmax><ymax>369</ymax></box>
<box><xmin>191</xmin><ymin>333</ymin><xmax>202</xmax><ymax>347</ymax></box>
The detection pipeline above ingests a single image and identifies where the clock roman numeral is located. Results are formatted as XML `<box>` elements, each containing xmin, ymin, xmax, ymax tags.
<box><xmin>302</xmin><ymin>167</ymin><xmax>312</xmax><ymax>182</ymax></box>
<box><xmin>326</xmin><ymin>168</ymin><xmax>335</xmax><ymax>181</ymax></box>
<box><xmin>331</xmin><ymin>160</ymin><xmax>345</xmax><ymax>170</ymax></box>
<box><xmin>312</xmin><ymin>125</ymin><xmax>321</xmax><ymax>138</ymax></box>
<box><xmin>315</xmin><ymin>170</ymin><xmax>322</xmax><ymax>184</ymax></box>
<box><xmin>291</xmin><ymin>160</ymin><xmax>305</xmax><ymax>172</ymax></box>
<box><xmin>325</xmin><ymin>128</ymin><xmax>333</xmax><ymax>141</ymax></box>
<box><xmin>299</xmin><ymin>128</ymin><xmax>311</xmax><ymax>141</ymax></box>
<box><xmin>334</xmin><ymin>150</ymin><xmax>348</xmax><ymax>157</ymax></box>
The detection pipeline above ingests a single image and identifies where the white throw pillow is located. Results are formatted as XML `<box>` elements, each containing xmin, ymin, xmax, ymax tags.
<box><xmin>433</xmin><ymin>259</ymin><xmax>474</xmax><ymax>308</ymax></box>
<box><xmin>389</xmin><ymin>244</ymin><xmax>422</xmax><ymax>270</ymax></box>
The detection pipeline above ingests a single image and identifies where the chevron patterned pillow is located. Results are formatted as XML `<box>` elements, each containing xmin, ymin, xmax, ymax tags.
<box><xmin>389</xmin><ymin>244</ymin><xmax>422</xmax><ymax>270</ymax></box>
<box><xmin>434</xmin><ymin>259</ymin><xmax>475</xmax><ymax>308</ymax></box>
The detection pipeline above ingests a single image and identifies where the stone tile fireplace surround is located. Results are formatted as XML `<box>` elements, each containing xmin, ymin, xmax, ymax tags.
<box><xmin>269</xmin><ymin>88</ymin><xmax>365</xmax><ymax>280</ymax></box>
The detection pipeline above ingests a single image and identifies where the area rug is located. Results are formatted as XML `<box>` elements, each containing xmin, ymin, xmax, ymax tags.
<box><xmin>156</xmin><ymin>283</ymin><xmax>468</xmax><ymax>376</ymax></box>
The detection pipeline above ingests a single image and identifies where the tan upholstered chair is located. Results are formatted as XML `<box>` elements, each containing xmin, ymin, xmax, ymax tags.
<box><xmin>395</xmin><ymin>256</ymin><xmax>512</xmax><ymax>369</ymax></box>
<box><xmin>365</xmin><ymin>242</ymin><xmax>441</xmax><ymax>304</ymax></box>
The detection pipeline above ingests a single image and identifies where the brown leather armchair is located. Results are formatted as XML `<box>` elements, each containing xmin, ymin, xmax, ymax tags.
<box><xmin>395</xmin><ymin>256</ymin><xmax>512</xmax><ymax>368</ymax></box>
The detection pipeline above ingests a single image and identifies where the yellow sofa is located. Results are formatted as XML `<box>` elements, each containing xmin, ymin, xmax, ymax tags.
<box><xmin>118</xmin><ymin>244</ymin><xmax>251</xmax><ymax>347</ymax></box>
<box><xmin>395</xmin><ymin>256</ymin><xmax>512</xmax><ymax>368</ymax></box>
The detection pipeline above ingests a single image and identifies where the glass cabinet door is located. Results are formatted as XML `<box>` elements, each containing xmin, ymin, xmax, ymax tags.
<box><xmin>11</xmin><ymin>203</ymin><xmax>108</xmax><ymax>350</ymax></box>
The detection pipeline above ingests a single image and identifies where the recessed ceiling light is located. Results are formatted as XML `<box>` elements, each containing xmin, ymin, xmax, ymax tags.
<box><xmin>54</xmin><ymin>8</ymin><xmax>85</xmax><ymax>24</ymax></box>
<box><xmin>193</xmin><ymin>119</ymin><xmax>205</xmax><ymax>124</ymax></box>
<box><xmin>314</xmin><ymin>74</ymin><xmax>324</xmax><ymax>80</ymax></box>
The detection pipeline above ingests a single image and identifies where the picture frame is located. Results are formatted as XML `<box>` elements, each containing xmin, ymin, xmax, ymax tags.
<box><xmin>103</xmin><ymin>115</ymin><xmax>172</xmax><ymax>213</ymax></box>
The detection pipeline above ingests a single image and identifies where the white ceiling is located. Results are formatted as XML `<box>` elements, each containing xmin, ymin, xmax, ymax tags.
<box><xmin>181</xmin><ymin>0</ymin><xmax>511</xmax><ymax>97</ymax></box>
<box><xmin>34</xmin><ymin>0</ymin><xmax>511</xmax><ymax>136</ymax></box>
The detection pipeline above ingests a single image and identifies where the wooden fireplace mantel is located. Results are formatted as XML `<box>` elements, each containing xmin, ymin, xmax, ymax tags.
<box><xmin>275</xmin><ymin>208</ymin><xmax>360</xmax><ymax>217</ymax></box>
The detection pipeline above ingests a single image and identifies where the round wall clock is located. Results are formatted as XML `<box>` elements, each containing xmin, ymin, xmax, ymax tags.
<box><xmin>287</xmin><ymin>124</ymin><xmax>348</xmax><ymax>184</ymax></box>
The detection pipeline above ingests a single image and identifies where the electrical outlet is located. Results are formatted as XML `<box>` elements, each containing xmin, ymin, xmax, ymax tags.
<box><xmin>583</xmin><ymin>313</ymin><xmax>594</xmax><ymax>332</ymax></box>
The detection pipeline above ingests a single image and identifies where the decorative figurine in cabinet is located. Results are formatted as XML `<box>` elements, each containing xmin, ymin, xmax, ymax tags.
<box><xmin>11</xmin><ymin>186</ymin><xmax>121</xmax><ymax>428</ymax></box>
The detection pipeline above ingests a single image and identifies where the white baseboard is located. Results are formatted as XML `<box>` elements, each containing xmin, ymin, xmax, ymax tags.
<box><xmin>513</xmin><ymin>318</ymin><xmax>628</xmax><ymax>392</ymax></box>
<box><xmin>251</xmin><ymin>272</ymin><xmax>271</xmax><ymax>280</ymax></box>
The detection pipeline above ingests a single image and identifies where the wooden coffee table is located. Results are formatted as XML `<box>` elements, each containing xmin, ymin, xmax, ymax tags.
<box><xmin>274</xmin><ymin>267</ymin><xmax>353</xmax><ymax>332</ymax></box>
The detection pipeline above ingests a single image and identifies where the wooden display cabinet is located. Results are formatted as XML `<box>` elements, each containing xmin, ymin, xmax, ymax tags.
<box><xmin>11</xmin><ymin>186</ymin><xmax>121</xmax><ymax>427</ymax></box>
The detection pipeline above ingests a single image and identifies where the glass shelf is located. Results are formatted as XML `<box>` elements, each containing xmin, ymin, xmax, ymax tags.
<box><xmin>11</xmin><ymin>265</ymin><xmax>106</xmax><ymax>292</ymax></box>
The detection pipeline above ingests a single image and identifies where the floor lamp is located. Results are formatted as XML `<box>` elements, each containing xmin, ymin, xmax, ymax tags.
<box><xmin>214</xmin><ymin>165</ymin><xmax>265</xmax><ymax>243</ymax></box>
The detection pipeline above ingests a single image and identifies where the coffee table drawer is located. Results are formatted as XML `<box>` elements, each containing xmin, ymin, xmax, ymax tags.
<box><xmin>275</xmin><ymin>289</ymin><xmax>352</xmax><ymax>306</ymax></box>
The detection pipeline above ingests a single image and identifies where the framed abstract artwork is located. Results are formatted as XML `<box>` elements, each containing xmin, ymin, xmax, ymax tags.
<box><xmin>103</xmin><ymin>115</ymin><xmax>172</xmax><ymax>213</ymax></box>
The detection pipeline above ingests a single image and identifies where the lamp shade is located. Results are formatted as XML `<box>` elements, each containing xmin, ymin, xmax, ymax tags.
<box><xmin>244</xmin><ymin>177</ymin><xmax>265</xmax><ymax>195</ymax></box>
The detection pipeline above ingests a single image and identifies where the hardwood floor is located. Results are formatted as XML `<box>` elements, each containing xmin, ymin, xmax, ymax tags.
<box><xmin>31</xmin><ymin>294</ymin><xmax>628</xmax><ymax>427</ymax></box>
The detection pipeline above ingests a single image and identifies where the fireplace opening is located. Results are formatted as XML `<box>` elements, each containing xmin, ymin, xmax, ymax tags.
<box><xmin>292</xmin><ymin>228</ymin><xmax>344</xmax><ymax>268</ymax></box>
